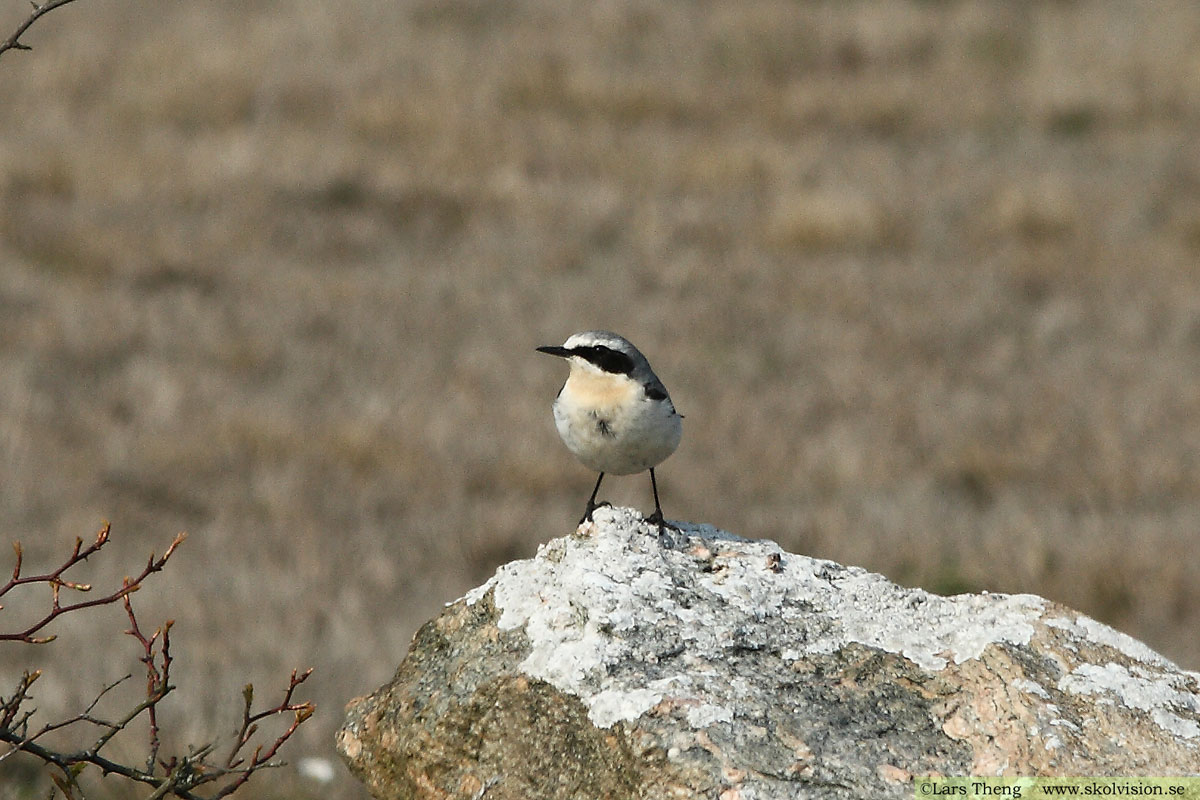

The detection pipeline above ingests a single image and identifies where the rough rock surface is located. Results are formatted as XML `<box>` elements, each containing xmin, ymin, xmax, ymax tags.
<box><xmin>338</xmin><ymin>507</ymin><xmax>1200</xmax><ymax>800</ymax></box>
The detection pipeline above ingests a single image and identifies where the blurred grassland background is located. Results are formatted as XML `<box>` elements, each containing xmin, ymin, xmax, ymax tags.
<box><xmin>2</xmin><ymin>0</ymin><xmax>1200</xmax><ymax>797</ymax></box>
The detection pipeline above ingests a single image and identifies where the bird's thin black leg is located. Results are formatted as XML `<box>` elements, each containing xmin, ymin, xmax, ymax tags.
<box><xmin>644</xmin><ymin>468</ymin><xmax>676</xmax><ymax>531</ymax></box>
<box><xmin>581</xmin><ymin>472</ymin><xmax>609</xmax><ymax>523</ymax></box>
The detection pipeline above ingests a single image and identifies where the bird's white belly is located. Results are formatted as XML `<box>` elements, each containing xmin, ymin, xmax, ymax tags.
<box><xmin>552</xmin><ymin>393</ymin><xmax>681</xmax><ymax>475</ymax></box>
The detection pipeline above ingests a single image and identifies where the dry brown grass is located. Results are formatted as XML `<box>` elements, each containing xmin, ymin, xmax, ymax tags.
<box><xmin>3</xmin><ymin>1</ymin><xmax>1200</xmax><ymax>797</ymax></box>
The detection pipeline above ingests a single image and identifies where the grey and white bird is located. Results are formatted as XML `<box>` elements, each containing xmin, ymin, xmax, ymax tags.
<box><xmin>537</xmin><ymin>330</ymin><xmax>682</xmax><ymax>528</ymax></box>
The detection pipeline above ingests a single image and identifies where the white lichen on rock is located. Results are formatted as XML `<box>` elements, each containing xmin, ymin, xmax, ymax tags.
<box><xmin>1045</xmin><ymin>615</ymin><xmax>1175</xmax><ymax>668</ymax></box>
<box><xmin>462</xmin><ymin>506</ymin><xmax>1195</xmax><ymax>742</ymax></box>
<box><xmin>803</xmin><ymin>569</ymin><xmax>1043</xmax><ymax>671</ymax></box>
<box><xmin>1058</xmin><ymin>662</ymin><xmax>1200</xmax><ymax>740</ymax></box>
<box><xmin>345</xmin><ymin>507</ymin><xmax>1200</xmax><ymax>800</ymax></box>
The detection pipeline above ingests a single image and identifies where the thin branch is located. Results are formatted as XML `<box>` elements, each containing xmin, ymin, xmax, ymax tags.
<box><xmin>123</xmin><ymin>590</ymin><xmax>172</xmax><ymax>772</ymax></box>
<box><xmin>0</xmin><ymin>665</ymin><xmax>314</xmax><ymax>799</ymax></box>
<box><xmin>0</xmin><ymin>669</ymin><xmax>41</xmax><ymax>731</ymax></box>
<box><xmin>0</xmin><ymin>524</ymin><xmax>109</xmax><ymax>601</ymax></box>
<box><xmin>0</xmin><ymin>527</ymin><xmax>186</xmax><ymax>643</ymax></box>
<box><xmin>0</xmin><ymin>719</ymin><xmax>178</xmax><ymax>794</ymax></box>
<box><xmin>209</xmin><ymin>669</ymin><xmax>315</xmax><ymax>800</ymax></box>
<box><xmin>0</xmin><ymin>673</ymin><xmax>136</xmax><ymax>770</ymax></box>
<box><xmin>0</xmin><ymin>0</ymin><xmax>82</xmax><ymax>60</ymax></box>
<box><xmin>1</xmin><ymin>526</ymin><xmax>315</xmax><ymax>798</ymax></box>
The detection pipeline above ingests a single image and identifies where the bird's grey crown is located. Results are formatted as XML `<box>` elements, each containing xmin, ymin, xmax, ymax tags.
<box><xmin>558</xmin><ymin>330</ymin><xmax>649</xmax><ymax>378</ymax></box>
<box><xmin>561</xmin><ymin>330</ymin><xmax>639</xmax><ymax>353</ymax></box>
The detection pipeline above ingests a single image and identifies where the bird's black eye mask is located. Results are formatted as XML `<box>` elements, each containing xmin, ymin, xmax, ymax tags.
<box><xmin>570</xmin><ymin>345</ymin><xmax>636</xmax><ymax>376</ymax></box>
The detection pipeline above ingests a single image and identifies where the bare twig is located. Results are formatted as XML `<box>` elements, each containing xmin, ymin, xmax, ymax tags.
<box><xmin>0</xmin><ymin>524</ymin><xmax>186</xmax><ymax>643</ymax></box>
<box><xmin>210</xmin><ymin>669</ymin><xmax>315</xmax><ymax>799</ymax></box>
<box><xmin>123</xmin><ymin>591</ymin><xmax>173</xmax><ymax>772</ymax></box>
<box><xmin>0</xmin><ymin>669</ymin><xmax>41</xmax><ymax>732</ymax></box>
<box><xmin>0</xmin><ymin>0</ymin><xmax>82</xmax><ymax>60</ymax></box>
<box><xmin>0</xmin><ymin>525</ymin><xmax>316</xmax><ymax>799</ymax></box>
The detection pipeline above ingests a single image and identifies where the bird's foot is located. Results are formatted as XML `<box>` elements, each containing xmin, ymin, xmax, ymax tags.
<box><xmin>644</xmin><ymin>509</ymin><xmax>680</xmax><ymax>532</ymax></box>
<box><xmin>645</xmin><ymin>509</ymin><xmax>682</xmax><ymax>548</ymax></box>
<box><xmin>580</xmin><ymin>500</ymin><xmax>612</xmax><ymax>524</ymax></box>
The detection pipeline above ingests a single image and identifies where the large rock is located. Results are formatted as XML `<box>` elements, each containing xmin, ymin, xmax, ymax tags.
<box><xmin>337</xmin><ymin>507</ymin><xmax>1200</xmax><ymax>799</ymax></box>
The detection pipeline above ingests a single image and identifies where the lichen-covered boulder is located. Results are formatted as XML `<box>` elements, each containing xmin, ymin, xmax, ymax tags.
<box><xmin>338</xmin><ymin>507</ymin><xmax>1200</xmax><ymax>800</ymax></box>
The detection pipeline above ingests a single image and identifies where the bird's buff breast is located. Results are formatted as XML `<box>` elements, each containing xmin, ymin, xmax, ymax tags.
<box><xmin>561</xmin><ymin>369</ymin><xmax>641</xmax><ymax>410</ymax></box>
<box><xmin>552</xmin><ymin>371</ymin><xmax>680</xmax><ymax>475</ymax></box>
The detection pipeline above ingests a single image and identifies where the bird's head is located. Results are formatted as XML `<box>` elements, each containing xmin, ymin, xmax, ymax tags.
<box><xmin>536</xmin><ymin>330</ymin><xmax>649</xmax><ymax>379</ymax></box>
<box><xmin>537</xmin><ymin>331</ymin><xmax>657</xmax><ymax>381</ymax></box>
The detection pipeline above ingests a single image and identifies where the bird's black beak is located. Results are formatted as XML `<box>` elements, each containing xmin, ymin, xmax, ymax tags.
<box><xmin>536</xmin><ymin>345</ymin><xmax>571</xmax><ymax>358</ymax></box>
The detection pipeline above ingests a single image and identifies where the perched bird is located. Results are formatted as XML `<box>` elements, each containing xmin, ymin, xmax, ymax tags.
<box><xmin>537</xmin><ymin>331</ymin><xmax>682</xmax><ymax>528</ymax></box>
